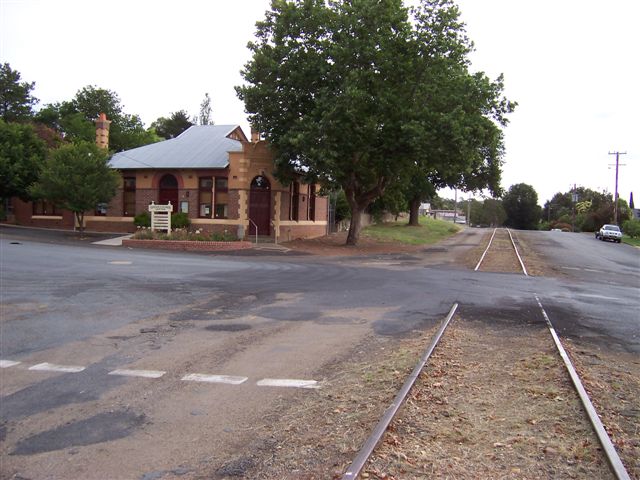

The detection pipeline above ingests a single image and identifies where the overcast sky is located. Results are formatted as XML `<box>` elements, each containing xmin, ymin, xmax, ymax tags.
<box><xmin>1</xmin><ymin>0</ymin><xmax>638</xmax><ymax>206</ymax></box>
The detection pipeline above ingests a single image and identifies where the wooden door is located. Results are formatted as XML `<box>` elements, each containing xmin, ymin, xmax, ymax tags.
<box><xmin>159</xmin><ymin>174</ymin><xmax>179</xmax><ymax>208</ymax></box>
<box><xmin>249</xmin><ymin>176</ymin><xmax>271</xmax><ymax>235</ymax></box>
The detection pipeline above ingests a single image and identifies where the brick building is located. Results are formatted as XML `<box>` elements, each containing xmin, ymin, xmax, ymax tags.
<box><xmin>10</xmin><ymin>118</ymin><xmax>328</xmax><ymax>241</ymax></box>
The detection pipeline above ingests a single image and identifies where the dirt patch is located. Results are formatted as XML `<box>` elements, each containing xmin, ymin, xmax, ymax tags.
<box><xmin>232</xmin><ymin>317</ymin><xmax>638</xmax><ymax>479</ymax></box>
<box><xmin>283</xmin><ymin>232</ymin><xmax>425</xmax><ymax>257</ymax></box>
<box><xmin>363</xmin><ymin>320</ymin><xmax>617</xmax><ymax>479</ymax></box>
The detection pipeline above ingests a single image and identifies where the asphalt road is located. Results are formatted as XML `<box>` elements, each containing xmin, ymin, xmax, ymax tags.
<box><xmin>0</xmin><ymin>226</ymin><xmax>638</xmax><ymax>479</ymax></box>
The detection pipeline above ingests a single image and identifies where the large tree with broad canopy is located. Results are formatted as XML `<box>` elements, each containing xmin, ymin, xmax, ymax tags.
<box><xmin>237</xmin><ymin>0</ymin><xmax>514</xmax><ymax>244</ymax></box>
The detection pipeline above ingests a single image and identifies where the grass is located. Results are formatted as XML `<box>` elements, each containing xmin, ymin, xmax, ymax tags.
<box><xmin>362</xmin><ymin>216</ymin><xmax>462</xmax><ymax>245</ymax></box>
<box><xmin>622</xmin><ymin>235</ymin><xmax>640</xmax><ymax>247</ymax></box>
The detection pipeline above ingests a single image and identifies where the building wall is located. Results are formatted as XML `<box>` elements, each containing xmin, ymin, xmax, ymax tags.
<box><xmin>11</xmin><ymin>198</ymin><xmax>75</xmax><ymax>229</ymax></box>
<box><xmin>7</xmin><ymin>138</ymin><xmax>328</xmax><ymax>240</ymax></box>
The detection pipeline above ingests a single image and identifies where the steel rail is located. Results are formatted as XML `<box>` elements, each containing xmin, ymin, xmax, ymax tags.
<box><xmin>474</xmin><ymin>227</ymin><xmax>497</xmax><ymax>271</ymax></box>
<box><xmin>341</xmin><ymin>303</ymin><xmax>459</xmax><ymax>480</ymax></box>
<box><xmin>535</xmin><ymin>295</ymin><xmax>631</xmax><ymax>480</ymax></box>
<box><xmin>506</xmin><ymin>228</ymin><xmax>528</xmax><ymax>276</ymax></box>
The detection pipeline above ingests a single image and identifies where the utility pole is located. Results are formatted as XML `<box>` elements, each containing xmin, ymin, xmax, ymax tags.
<box><xmin>571</xmin><ymin>184</ymin><xmax>577</xmax><ymax>232</ymax></box>
<box><xmin>608</xmin><ymin>151</ymin><xmax>627</xmax><ymax>224</ymax></box>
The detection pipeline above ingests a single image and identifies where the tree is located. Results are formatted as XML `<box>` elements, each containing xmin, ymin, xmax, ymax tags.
<box><xmin>0</xmin><ymin>63</ymin><xmax>38</xmax><ymax>122</ymax></box>
<box><xmin>151</xmin><ymin>110</ymin><xmax>194</xmax><ymax>139</ymax></box>
<box><xmin>503</xmin><ymin>183</ymin><xmax>541</xmax><ymax>230</ymax></box>
<box><xmin>402</xmin><ymin>2</ymin><xmax>513</xmax><ymax>225</ymax></box>
<box><xmin>35</xmin><ymin>86</ymin><xmax>158</xmax><ymax>151</ymax></box>
<box><xmin>0</xmin><ymin>120</ymin><xmax>47</xmax><ymax>201</ymax></box>
<box><xmin>199</xmin><ymin>93</ymin><xmax>213</xmax><ymax>125</ymax></box>
<box><xmin>469</xmin><ymin>197</ymin><xmax>506</xmax><ymax>227</ymax></box>
<box><xmin>237</xmin><ymin>0</ymin><xmax>513</xmax><ymax>244</ymax></box>
<box><xmin>29</xmin><ymin>141</ymin><xmax>119</xmax><ymax>237</ymax></box>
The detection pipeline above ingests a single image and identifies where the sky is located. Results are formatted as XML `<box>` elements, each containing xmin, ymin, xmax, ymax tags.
<box><xmin>1</xmin><ymin>0</ymin><xmax>638</xmax><ymax>206</ymax></box>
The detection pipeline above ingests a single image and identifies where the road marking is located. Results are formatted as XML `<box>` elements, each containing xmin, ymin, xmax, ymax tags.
<box><xmin>109</xmin><ymin>261</ymin><xmax>132</xmax><ymax>265</ymax></box>
<box><xmin>257</xmin><ymin>378</ymin><xmax>320</xmax><ymax>389</ymax></box>
<box><xmin>561</xmin><ymin>266</ymin><xmax>604</xmax><ymax>273</ymax></box>
<box><xmin>181</xmin><ymin>373</ymin><xmax>248</xmax><ymax>385</ymax></box>
<box><xmin>0</xmin><ymin>360</ymin><xmax>21</xmax><ymax>368</ymax></box>
<box><xmin>108</xmin><ymin>369</ymin><xmax>166</xmax><ymax>378</ymax></box>
<box><xmin>29</xmin><ymin>362</ymin><xmax>85</xmax><ymax>373</ymax></box>
<box><xmin>579</xmin><ymin>293</ymin><xmax>621</xmax><ymax>301</ymax></box>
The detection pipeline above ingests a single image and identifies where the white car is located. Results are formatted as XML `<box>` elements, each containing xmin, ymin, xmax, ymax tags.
<box><xmin>595</xmin><ymin>224</ymin><xmax>622</xmax><ymax>243</ymax></box>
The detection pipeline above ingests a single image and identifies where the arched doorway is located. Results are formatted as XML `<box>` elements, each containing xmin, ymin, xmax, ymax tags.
<box><xmin>159</xmin><ymin>174</ymin><xmax>179</xmax><ymax>207</ymax></box>
<box><xmin>249</xmin><ymin>175</ymin><xmax>271</xmax><ymax>235</ymax></box>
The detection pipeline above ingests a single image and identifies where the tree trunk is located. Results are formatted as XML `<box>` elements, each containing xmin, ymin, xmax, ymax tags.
<box><xmin>408</xmin><ymin>195</ymin><xmax>421</xmax><ymax>226</ymax></box>
<box><xmin>76</xmin><ymin>212</ymin><xmax>85</xmax><ymax>239</ymax></box>
<box><xmin>346</xmin><ymin>205</ymin><xmax>363</xmax><ymax>246</ymax></box>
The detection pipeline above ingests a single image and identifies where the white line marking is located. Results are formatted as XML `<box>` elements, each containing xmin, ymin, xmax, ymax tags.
<box><xmin>578</xmin><ymin>293</ymin><xmax>621</xmax><ymax>301</ymax></box>
<box><xmin>108</xmin><ymin>261</ymin><xmax>132</xmax><ymax>265</ymax></box>
<box><xmin>29</xmin><ymin>362</ymin><xmax>85</xmax><ymax>373</ymax></box>
<box><xmin>0</xmin><ymin>360</ymin><xmax>21</xmax><ymax>368</ymax></box>
<box><xmin>181</xmin><ymin>373</ymin><xmax>248</xmax><ymax>385</ymax></box>
<box><xmin>108</xmin><ymin>369</ymin><xmax>166</xmax><ymax>378</ymax></box>
<box><xmin>257</xmin><ymin>378</ymin><xmax>320</xmax><ymax>389</ymax></box>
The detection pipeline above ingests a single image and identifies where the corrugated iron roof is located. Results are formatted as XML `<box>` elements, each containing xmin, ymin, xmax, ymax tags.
<box><xmin>108</xmin><ymin>125</ymin><xmax>244</xmax><ymax>170</ymax></box>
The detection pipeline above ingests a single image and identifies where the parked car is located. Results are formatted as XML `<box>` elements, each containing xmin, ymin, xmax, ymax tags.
<box><xmin>595</xmin><ymin>224</ymin><xmax>622</xmax><ymax>243</ymax></box>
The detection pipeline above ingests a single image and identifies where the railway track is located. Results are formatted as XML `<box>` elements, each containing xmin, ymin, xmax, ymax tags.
<box><xmin>341</xmin><ymin>229</ymin><xmax>632</xmax><ymax>480</ymax></box>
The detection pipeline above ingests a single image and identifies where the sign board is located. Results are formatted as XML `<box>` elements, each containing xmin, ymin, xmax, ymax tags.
<box><xmin>149</xmin><ymin>201</ymin><xmax>173</xmax><ymax>232</ymax></box>
<box><xmin>149</xmin><ymin>203</ymin><xmax>173</xmax><ymax>213</ymax></box>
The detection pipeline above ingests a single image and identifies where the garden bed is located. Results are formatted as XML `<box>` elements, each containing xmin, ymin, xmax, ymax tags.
<box><xmin>122</xmin><ymin>238</ymin><xmax>252</xmax><ymax>252</ymax></box>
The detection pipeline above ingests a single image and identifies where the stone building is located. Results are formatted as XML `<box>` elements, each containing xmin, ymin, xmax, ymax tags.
<box><xmin>10</xmin><ymin>117</ymin><xmax>328</xmax><ymax>241</ymax></box>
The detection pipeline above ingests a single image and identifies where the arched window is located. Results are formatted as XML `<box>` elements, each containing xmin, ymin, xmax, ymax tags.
<box><xmin>251</xmin><ymin>175</ymin><xmax>271</xmax><ymax>190</ymax></box>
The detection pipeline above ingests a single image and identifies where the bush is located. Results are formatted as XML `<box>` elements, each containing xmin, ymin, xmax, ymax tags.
<box><xmin>134</xmin><ymin>211</ymin><xmax>151</xmax><ymax>228</ymax></box>
<box><xmin>133</xmin><ymin>228</ymin><xmax>154</xmax><ymax>240</ymax></box>
<box><xmin>171</xmin><ymin>212</ymin><xmax>190</xmax><ymax>229</ymax></box>
<box><xmin>211</xmin><ymin>229</ymin><xmax>237</xmax><ymax>241</ymax></box>
<box><xmin>622</xmin><ymin>218</ymin><xmax>640</xmax><ymax>238</ymax></box>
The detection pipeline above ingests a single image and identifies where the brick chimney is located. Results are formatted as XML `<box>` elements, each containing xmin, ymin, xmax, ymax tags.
<box><xmin>250</xmin><ymin>126</ymin><xmax>260</xmax><ymax>143</ymax></box>
<box><xmin>95</xmin><ymin>113</ymin><xmax>111</xmax><ymax>149</ymax></box>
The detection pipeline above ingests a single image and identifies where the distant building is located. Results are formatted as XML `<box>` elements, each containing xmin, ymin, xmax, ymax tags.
<box><xmin>419</xmin><ymin>203</ymin><xmax>431</xmax><ymax>216</ymax></box>
<box><xmin>430</xmin><ymin>209</ymin><xmax>466</xmax><ymax>224</ymax></box>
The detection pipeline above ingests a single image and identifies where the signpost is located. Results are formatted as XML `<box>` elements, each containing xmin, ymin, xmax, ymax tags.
<box><xmin>149</xmin><ymin>201</ymin><xmax>173</xmax><ymax>232</ymax></box>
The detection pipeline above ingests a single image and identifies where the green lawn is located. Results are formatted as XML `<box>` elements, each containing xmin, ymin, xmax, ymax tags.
<box><xmin>362</xmin><ymin>216</ymin><xmax>462</xmax><ymax>245</ymax></box>
<box><xmin>622</xmin><ymin>236</ymin><xmax>640</xmax><ymax>247</ymax></box>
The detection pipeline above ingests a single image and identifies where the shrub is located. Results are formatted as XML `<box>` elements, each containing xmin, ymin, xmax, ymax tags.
<box><xmin>622</xmin><ymin>218</ymin><xmax>640</xmax><ymax>238</ymax></box>
<box><xmin>133</xmin><ymin>228</ymin><xmax>154</xmax><ymax>240</ymax></box>
<box><xmin>171</xmin><ymin>212</ymin><xmax>190</xmax><ymax>229</ymax></box>
<box><xmin>134</xmin><ymin>211</ymin><xmax>151</xmax><ymax>228</ymax></box>
<box><xmin>211</xmin><ymin>230</ymin><xmax>237</xmax><ymax>241</ymax></box>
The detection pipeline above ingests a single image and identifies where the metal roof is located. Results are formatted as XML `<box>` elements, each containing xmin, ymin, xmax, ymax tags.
<box><xmin>108</xmin><ymin>125</ymin><xmax>244</xmax><ymax>170</ymax></box>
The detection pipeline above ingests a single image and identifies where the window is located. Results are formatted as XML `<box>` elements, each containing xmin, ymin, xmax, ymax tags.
<box><xmin>199</xmin><ymin>177</ymin><xmax>213</xmax><ymax>217</ymax></box>
<box><xmin>33</xmin><ymin>200</ymin><xmax>57</xmax><ymax>216</ymax></box>
<box><xmin>95</xmin><ymin>203</ymin><xmax>108</xmax><ymax>216</ymax></box>
<box><xmin>308</xmin><ymin>184</ymin><xmax>316</xmax><ymax>221</ymax></box>
<box><xmin>123</xmin><ymin>177</ymin><xmax>136</xmax><ymax>216</ymax></box>
<box><xmin>214</xmin><ymin>177</ymin><xmax>228</xmax><ymax>219</ymax></box>
<box><xmin>290</xmin><ymin>182</ymin><xmax>300</xmax><ymax>221</ymax></box>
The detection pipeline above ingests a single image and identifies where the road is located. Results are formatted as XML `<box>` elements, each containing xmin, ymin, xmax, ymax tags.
<box><xmin>0</xmin><ymin>226</ymin><xmax>638</xmax><ymax>479</ymax></box>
